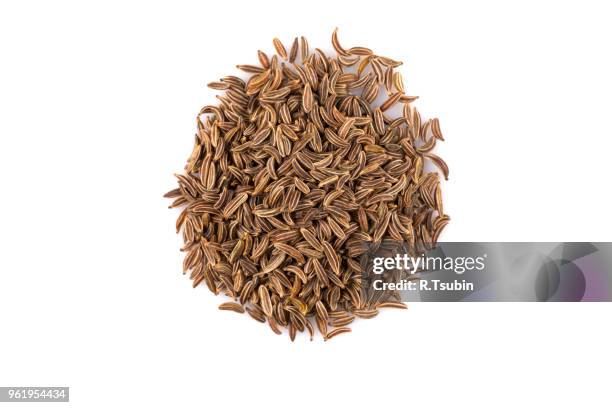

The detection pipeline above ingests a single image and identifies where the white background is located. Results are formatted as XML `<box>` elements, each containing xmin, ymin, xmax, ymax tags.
<box><xmin>1</xmin><ymin>0</ymin><xmax>611</xmax><ymax>407</ymax></box>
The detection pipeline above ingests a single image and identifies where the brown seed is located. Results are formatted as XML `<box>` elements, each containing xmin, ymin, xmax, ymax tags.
<box><xmin>268</xmin><ymin>316</ymin><xmax>282</xmax><ymax>335</ymax></box>
<box><xmin>302</xmin><ymin>83</ymin><xmax>314</xmax><ymax>113</ymax></box>
<box><xmin>300</xmin><ymin>36</ymin><xmax>309</xmax><ymax>62</ymax></box>
<box><xmin>207</xmin><ymin>81</ymin><xmax>229</xmax><ymax>90</ymax></box>
<box><xmin>258</xmin><ymin>286</ymin><xmax>274</xmax><ymax>317</ymax></box>
<box><xmin>373</xmin><ymin>108</ymin><xmax>386</xmax><ymax>135</ymax></box>
<box><xmin>236</xmin><ymin>64</ymin><xmax>265</xmax><ymax>73</ymax></box>
<box><xmin>348</xmin><ymin>46</ymin><xmax>373</xmax><ymax>56</ymax></box>
<box><xmin>328</xmin><ymin>310</ymin><xmax>350</xmax><ymax>319</ymax></box>
<box><xmin>273</xmin><ymin>37</ymin><xmax>288</xmax><ymax>59</ymax></box>
<box><xmin>300</xmin><ymin>227</ymin><xmax>323</xmax><ymax>251</ymax></box>
<box><xmin>376</xmin><ymin>301</ymin><xmax>408</xmax><ymax>309</ymax></box>
<box><xmin>246</xmin><ymin>306</ymin><xmax>266</xmax><ymax>323</ymax></box>
<box><xmin>322</xmin><ymin>241</ymin><xmax>341</xmax><ymax>275</ymax></box>
<box><xmin>331</xmin><ymin>28</ymin><xmax>349</xmax><ymax>56</ymax></box>
<box><xmin>273</xmin><ymin>242</ymin><xmax>305</xmax><ymax>263</ymax></box>
<box><xmin>218</xmin><ymin>302</ymin><xmax>245</xmax><ymax>313</ymax></box>
<box><xmin>222</xmin><ymin>192</ymin><xmax>248</xmax><ymax>219</ymax></box>
<box><xmin>257</xmin><ymin>50</ymin><xmax>270</xmax><ymax>69</ymax></box>
<box><xmin>431</xmin><ymin>117</ymin><xmax>445</xmax><ymax>140</ymax></box>
<box><xmin>393</xmin><ymin>71</ymin><xmax>405</xmax><ymax>93</ymax></box>
<box><xmin>315</xmin><ymin>300</ymin><xmax>329</xmax><ymax>321</ymax></box>
<box><xmin>425</xmin><ymin>153</ymin><xmax>449</xmax><ymax>180</ymax></box>
<box><xmin>380</xmin><ymin>92</ymin><xmax>403</xmax><ymax>112</ymax></box>
<box><xmin>325</xmin><ymin>327</ymin><xmax>351</xmax><ymax>341</ymax></box>
<box><xmin>261</xmin><ymin>253</ymin><xmax>286</xmax><ymax>275</ymax></box>
<box><xmin>330</xmin><ymin>315</ymin><xmax>355</xmax><ymax>327</ymax></box>
<box><xmin>289</xmin><ymin>37</ymin><xmax>299</xmax><ymax>63</ymax></box>
<box><xmin>316</xmin><ymin>315</ymin><xmax>328</xmax><ymax>337</ymax></box>
<box><xmin>353</xmin><ymin>309</ymin><xmax>379</xmax><ymax>319</ymax></box>
<box><xmin>294</xmin><ymin>177</ymin><xmax>311</xmax><ymax>194</ymax></box>
<box><xmin>253</xmin><ymin>208</ymin><xmax>282</xmax><ymax>218</ymax></box>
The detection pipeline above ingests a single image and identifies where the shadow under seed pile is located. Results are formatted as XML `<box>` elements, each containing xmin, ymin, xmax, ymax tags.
<box><xmin>165</xmin><ymin>29</ymin><xmax>450</xmax><ymax>341</ymax></box>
